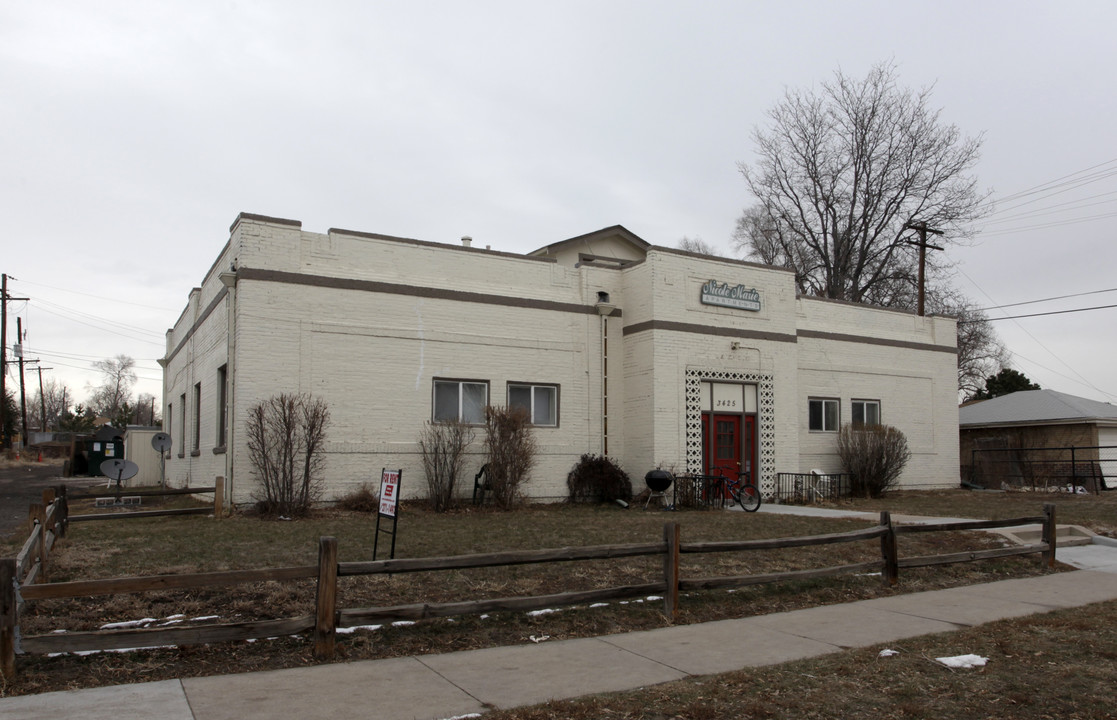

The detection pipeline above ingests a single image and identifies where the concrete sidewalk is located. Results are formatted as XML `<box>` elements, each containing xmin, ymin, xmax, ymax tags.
<box><xmin>5</xmin><ymin>567</ymin><xmax>1117</xmax><ymax>720</ymax></box>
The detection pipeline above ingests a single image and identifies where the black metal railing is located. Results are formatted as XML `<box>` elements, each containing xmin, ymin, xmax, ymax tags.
<box><xmin>772</xmin><ymin>472</ymin><xmax>851</xmax><ymax>504</ymax></box>
<box><xmin>966</xmin><ymin>445</ymin><xmax>1114</xmax><ymax>493</ymax></box>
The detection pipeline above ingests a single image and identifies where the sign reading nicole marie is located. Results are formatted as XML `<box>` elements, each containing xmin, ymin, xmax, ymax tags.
<box><xmin>700</xmin><ymin>280</ymin><xmax>762</xmax><ymax>311</ymax></box>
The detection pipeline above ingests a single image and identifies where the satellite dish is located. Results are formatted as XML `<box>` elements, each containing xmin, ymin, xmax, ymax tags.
<box><xmin>151</xmin><ymin>432</ymin><xmax>172</xmax><ymax>452</ymax></box>
<box><xmin>100</xmin><ymin>458</ymin><xmax>140</xmax><ymax>483</ymax></box>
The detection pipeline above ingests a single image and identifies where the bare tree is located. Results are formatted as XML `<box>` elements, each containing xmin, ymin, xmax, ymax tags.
<box><xmin>483</xmin><ymin>405</ymin><xmax>537</xmax><ymax>510</ymax></box>
<box><xmin>418</xmin><ymin>419</ymin><xmax>475</xmax><ymax>512</ymax></box>
<box><xmin>677</xmin><ymin>236</ymin><xmax>719</xmax><ymax>256</ymax></box>
<box><xmin>133</xmin><ymin>392</ymin><xmax>161</xmax><ymax>426</ymax></box>
<box><xmin>88</xmin><ymin>355</ymin><xmax>137</xmax><ymax>418</ymax></box>
<box><xmin>30</xmin><ymin>378</ymin><xmax>72</xmax><ymax>431</ymax></box>
<box><xmin>246</xmin><ymin>393</ymin><xmax>331</xmax><ymax>516</ymax></box>
<box><xmin>836</xmin><ymin>423</ymin><xmax>911</xmax><ymax>498</ymax></box>
<box><xmin>928</xmin><ymin>291</ymin><xmax>1009</xmax><ymax>400</ymax></box>
<box><xmin>735</xmin><ymin>61</ymin><xmax>990</xmax><ymax>306</ymax></box>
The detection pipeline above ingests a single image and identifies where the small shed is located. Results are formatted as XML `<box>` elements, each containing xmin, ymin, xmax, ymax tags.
<box><xmin>122</xmin><ymin>426</ymin><xmax>167</xmax><ymax>488</ymax></box>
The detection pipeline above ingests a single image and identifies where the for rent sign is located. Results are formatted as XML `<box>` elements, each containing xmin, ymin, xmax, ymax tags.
<box><xmin>378</xmin><ymin>469</ymin><xmax>401</xmax><ymax>518</ymax></box>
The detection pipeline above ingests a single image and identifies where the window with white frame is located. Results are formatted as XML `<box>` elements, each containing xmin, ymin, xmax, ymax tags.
<box><xmin>852</xmin><ymin>399</ymin><xmax>881</xmax><ymax>427</ymax></box>
<box><xmin>808</xmin><ymin>397</ymin><xmax>839</xmax><ymax>432</ymax></box>
<box><xmin>508</xmin><ymin>383</ymin><xmax>558</xmax><ymax>427</ymax></box>
<box><xmin>433</xmin><ymin>379</ymin><xmax>488</xmax><ymax>423</ymax></box>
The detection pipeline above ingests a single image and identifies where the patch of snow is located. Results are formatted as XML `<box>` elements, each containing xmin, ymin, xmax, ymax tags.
<box><xmin>529</xmin><ymin>634</ymin><xmax>550</xmax><ymax>643</ymax></box>
<box><xmin>336</xmin><ymin>624</ymin><xmax>383</xmax><ymax>635</ymax></box>
<box><xmin>440</xmin><ymin>714</ymin><xmax>483</xmax><ymax>720</ymax></box>
<box><xmin>937</xmin><ymin>654</ymin><xmax>988</xmax><ymax>669</ymax></box>
<box><xmin>645</xmin><ymin>596</ymin><xmax>663</xmax><ymax>601</ymax></box>
<box><xmin>589</xmin><ymin>603</ymin><xmax>609</xmax><ymax>608</ymax></box>
<box><xmin>164</xmin><ymin>614</ymin><xmax>185</xmax><ymax>620</ymax></box>
<box><xmin>191</xmin><ymin>615</ymin><xmax>220</xmax><ymax>622</ymax></box>
<box><xmin>100</xmin><ymin>618</ymin><xmax>158</xmax><ymax>630</ymax></box>
<box><xmin>159</xmin><ymin>619</ymin><xmax>184</xmax><ymax>626</ymax></box>
<box><xmin>878</xmin><ymin>649</ymin><xmax>900</xmax><ymax>658</ymax></box>
<box><xmin>527</xmin><ymin>608</ymin><xmax>559</xmax><ymax>617</ymax></box>
<box><xmin>50</xmin><ymin>645</ymin><xmax>176</xmax><ymax>657</ymax></box>
<box><xmin>392</xmin><ymin>621</ymin><xmax>416</xmax><ymax>627</ymax></box>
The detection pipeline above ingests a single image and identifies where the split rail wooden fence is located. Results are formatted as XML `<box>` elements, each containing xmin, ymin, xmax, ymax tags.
<box><xmin>1</xmin><ymin>501</ymin><xmax>1057</xmax><ymax>679</ymax></box>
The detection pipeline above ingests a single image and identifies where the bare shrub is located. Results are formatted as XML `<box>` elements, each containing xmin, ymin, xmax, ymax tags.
<box><xmin>335</xmin><ymin>482</ymin><xmax>380</xmax><ymax>513</ymax></box>
<box><xmin>418</xmin><ymin>419</ymin><xmax>475</xmax><ymax>512</ymax></box>
<box><xmin>835</xmin><ymin>423</ymin><xmax>911</xmax><ymax>498</ymax></box>
<box><xmin>566</xmin><ymin>454</ymin><xmax>633</xmax><ymax>504</ymax></box>
<box><xmin>245</xmin><ymin>393</ymin><xmax>330</xmax><ymax>516</ymax></box>
<box><xmin>484</xmin><ymin>406</ymin><xmax>537</xmax><ymax>510</ymax></box>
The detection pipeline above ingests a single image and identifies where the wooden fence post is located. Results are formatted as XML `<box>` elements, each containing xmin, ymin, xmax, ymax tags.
<box><xmin>314</xmin><ymin>536</ymin><xmax>339</xmax><ymax>660</ymax></box>
<box><xmin>1042</xmin><ymin>503</ymin><xmax>1057</xmax><ymax>569</ymax></box>
<box><xmin>214</xmin><ymin>477</ymin><xmax>225</xmax><ymax>518</ymax></box>
<box><xmin>880</xmin><ymin>511</ymin><xmax>898</xmax><ymax>587</ymax></box>
<box><xmin>1</xmin><ymin>558</ymin><xmax>16</xmax><ymax>681</ymax></box>
<box><xmin>662</xmin><ymin>522</ymin><xmax>680</xmax><ymax>620</ymax></box>
<box><xmin>42</xmin><ymin>488</ymin><xmax>56</xmax><ymax>506</ymax></box>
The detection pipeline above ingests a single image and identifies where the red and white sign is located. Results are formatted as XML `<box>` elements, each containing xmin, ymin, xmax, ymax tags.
<box><xmin>378</xmin><ymin>469</ymin><xmax>400</xmax><ymax>517</ymax></box>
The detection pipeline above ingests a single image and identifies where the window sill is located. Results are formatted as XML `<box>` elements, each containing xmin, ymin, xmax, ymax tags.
<box><xmin>213</xmin><ymin>446</ymin><xmax>227</xmax><ymax>455</ymax></box>
<box><xmin>191</xmin><ymin>450</ymin><xmax>201</xmax><ymax>457</ymax></box>
<box><xmin>177</xmin><ymin>453</ymin><xmax>185</xmax><ymax>459</ymax></box>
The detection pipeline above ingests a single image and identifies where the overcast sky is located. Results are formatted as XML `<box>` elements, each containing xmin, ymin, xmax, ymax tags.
<box><xmin>2</xmin><ymin>0</ymin><xmax>1115</xmax><ymax>414</ymax></box>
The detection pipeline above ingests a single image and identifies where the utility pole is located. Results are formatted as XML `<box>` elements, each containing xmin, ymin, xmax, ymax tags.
<box><xmin>904</xmin><ymin>222</ymin><xmax>944</xmax><ymax>317</ymax></box>
<box><xmin>37</xmin><ymin>366</ymin><xmax>53</xmax><ymax>432</ymax></box>
<box><xmin>16</xmin><ymin>317</ymin><xmax>27</xmax><ymax>446</ymax></box>
<box><xmin>1</xmin><ymin>275</ymin><xmax>30</xmax><ymax>449</ymax></box>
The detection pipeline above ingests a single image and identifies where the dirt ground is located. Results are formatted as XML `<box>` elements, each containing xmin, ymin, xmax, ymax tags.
<box><xmin>0</xmin><ymin>458</ymin><xmax>99</xmax><ymax>541</ymax></box>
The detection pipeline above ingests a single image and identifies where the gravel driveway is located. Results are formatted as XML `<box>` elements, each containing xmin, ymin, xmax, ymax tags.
<box><xmin>0</xmin><ymin>460</ymin><xmax>100</xmax><ymax>541</ymax></box>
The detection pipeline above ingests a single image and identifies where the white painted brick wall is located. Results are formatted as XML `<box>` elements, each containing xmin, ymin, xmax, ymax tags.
<box><xmin>164</xmin><ymin>217</ymin><xmax>961</xmax><ymax>506</ymax></box>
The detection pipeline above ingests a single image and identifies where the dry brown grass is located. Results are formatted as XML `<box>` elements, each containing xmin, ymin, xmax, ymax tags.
<box><xmin>1</xmin><ymin>489</ymin><xmax>1108</xmax><ymax>701</ymax></box>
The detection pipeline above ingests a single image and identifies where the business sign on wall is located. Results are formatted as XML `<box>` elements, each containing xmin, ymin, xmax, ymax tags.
<box><xmin>701</xmin><ymin>280</ymin><xmax>762</xmax><ymax>311</ymax></box>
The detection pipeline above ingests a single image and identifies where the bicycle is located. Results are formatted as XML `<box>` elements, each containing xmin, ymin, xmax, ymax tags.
<box><xmin>709</xmin><ymin>467</ymin><xmax>762</xmax><ymax>512</ymax></box>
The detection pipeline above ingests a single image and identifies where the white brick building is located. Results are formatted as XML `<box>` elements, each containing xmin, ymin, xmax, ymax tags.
<box><xmin>161</xmin><ymin>213</ymin><xmax>960</xmax><ymax>505</ymax></box>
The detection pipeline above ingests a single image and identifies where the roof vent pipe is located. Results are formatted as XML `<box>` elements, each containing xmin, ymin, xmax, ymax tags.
<box><xmin>461</xmin><ymin>236</ymin><xmax>472</xmax><ymax>247</ymax></box>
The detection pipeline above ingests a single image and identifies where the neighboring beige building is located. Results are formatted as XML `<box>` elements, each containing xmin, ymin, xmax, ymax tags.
<box><xmin>161</xmin><ymin>213</ymin><xmax>960</xmax><ymax>505</ymax></box>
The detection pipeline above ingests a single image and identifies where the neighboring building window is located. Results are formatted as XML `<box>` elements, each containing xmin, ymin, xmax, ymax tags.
<box><xmin>179</xmin><ymin>393</ymin><xmax>186</xmax><ymax>456</ymax></box>
<box><xmin>193</xmin><ymin>382</ymin><xmax>202</xmax><ymax>452</ymax></box>
<box><xmin>433</xmin><ymin>379</ymin><xmax>488</xmax><ymax>423</ymax></box>
<box><xmin>216</xmin><ymin>365</ymin><xmax>228</xmax><ymax>447</ymax></box>
<box><xmin>808</xmin><ymin>397</ymin><xmax>839</xmax><ymax>432</ymax></box>
<box><xmin>508</xmin><ymin>383</ymin><xmax>558</xmax><ymax>427</ymax></box>
<box><xmin>852</xmin><ymin>399</ymin><xmax>881</xmax><ymax>427</ymax></box>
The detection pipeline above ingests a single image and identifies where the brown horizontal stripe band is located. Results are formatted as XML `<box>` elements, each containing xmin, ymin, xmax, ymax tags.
<box><xmin>238</xmin><ymin>268</ymin><xmax>622</xmax><ymax>318</ymax></box>
<box><xmin>796</xmin><ymin>329</ymin><xmax>957</xmax><ymax>355</ymax></box>
<box><xmin>623</xmin><ymin>320</ymin><xmax>956</xmax><ymax>354</ymax></box>
<box><xmin>163</xmin><ymin>287</ymin><xmax>228</xmax><ymax>365</ymax></box>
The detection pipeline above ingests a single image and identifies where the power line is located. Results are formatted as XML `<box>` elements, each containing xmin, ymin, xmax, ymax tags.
<box><xmin>12</xmin><ymin>278</ymin><xmax>179</xmax><ymax>312</ymax></box>
<box><xmin>961</xmin><ymin>303</ymin><xmax>1117</xmax><ymax>323</ymax></box>
<box><xmin>975</xmin><ymin>287</ymin><xmax>1117</xmax><ymax>312</ymax></box>
<box><xmin>955</xmin><ymin>267</ymin><xmax>1112</xmax><ymax>400</ymax></box>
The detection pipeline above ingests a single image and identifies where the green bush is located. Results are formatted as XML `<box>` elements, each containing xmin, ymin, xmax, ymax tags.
<box><xmin>566</xmin><ymin>454</ymin><xmax>633</xmax><ymax>504</ymax></box>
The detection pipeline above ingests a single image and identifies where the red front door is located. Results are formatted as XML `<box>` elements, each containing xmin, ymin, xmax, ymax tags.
<box><xmin>705</xmin><ymin>413</ymin><xmax>741</xmax><ymax>480</ymax></box>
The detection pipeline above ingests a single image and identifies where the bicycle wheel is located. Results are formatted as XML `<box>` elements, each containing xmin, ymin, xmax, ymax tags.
<box><xmin>738</xmin><ymin>483</ymin><xmax>761</xmax><ymax>512</ymax></box>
